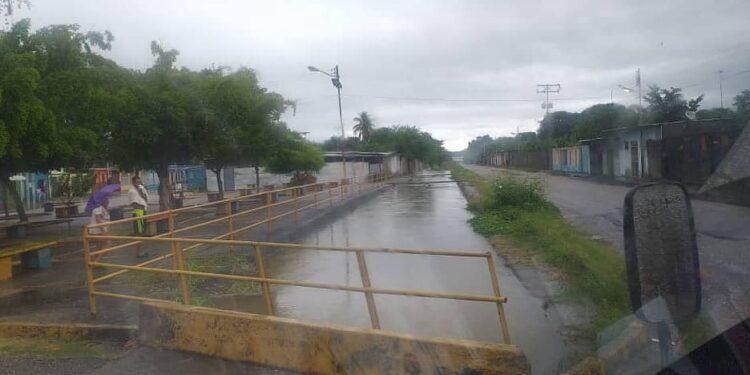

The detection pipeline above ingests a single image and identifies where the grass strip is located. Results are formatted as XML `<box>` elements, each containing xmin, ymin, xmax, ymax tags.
<box><xmin>449</xmin><ymin>162</ymin><xmax>629</xmax><ymax>331</ymax></box>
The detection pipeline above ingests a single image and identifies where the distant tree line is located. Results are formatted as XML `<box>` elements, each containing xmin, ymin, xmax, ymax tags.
<box><xmin>321</xmin><ymin>111</ymin><xmax>448</xmax><ymax>167</ymax></box>
<box><xmin>465</xmin><ymin>85</ymin><xmax>750</xmax><ymax>164</ymax></box>
<box><xmin>0</xmin><ymin>19</ymin><xmax>322</xmax><ymax>221</ymax></box>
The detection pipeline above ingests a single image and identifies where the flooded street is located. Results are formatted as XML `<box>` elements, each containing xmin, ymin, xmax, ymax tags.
<box><xmin>265</xmin><ymin>171</ymin><xmax>581</xmax><ymax>374</ymax></box>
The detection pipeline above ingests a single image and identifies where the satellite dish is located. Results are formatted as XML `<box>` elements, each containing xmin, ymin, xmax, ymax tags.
<box><xmin>685</xmin><ymin>111</ymin><xmax>697</xmax><ymax>120</ymax></box>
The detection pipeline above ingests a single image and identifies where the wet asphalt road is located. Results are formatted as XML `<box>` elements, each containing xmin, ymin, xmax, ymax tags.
<box><xmin>464</xmin><ymin>163</ymin><xmax>750</xmax><ymax>337</ymax></box>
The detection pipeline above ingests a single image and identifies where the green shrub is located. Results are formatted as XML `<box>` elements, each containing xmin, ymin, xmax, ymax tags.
<box><xmin>489</xmin><ymin>176</ymin><xmax>548</xmax><ymax>211</ymax></box>
<box><xmin>450</xmin><ymin>162</ymin><xmax>629</xmax><ymax>331</ymax></box>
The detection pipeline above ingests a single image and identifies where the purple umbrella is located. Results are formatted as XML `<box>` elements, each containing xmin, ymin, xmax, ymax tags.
<box><xmin>85</xmin><ymin>184</ymin><xmax>121</xmax><ymax>213</ymax></box>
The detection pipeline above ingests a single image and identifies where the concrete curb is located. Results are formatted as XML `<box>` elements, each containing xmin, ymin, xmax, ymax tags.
<box><xmin>0</xmin><ymin>321</ymin><xmax>137</xmax><ymax>342</ymax></box>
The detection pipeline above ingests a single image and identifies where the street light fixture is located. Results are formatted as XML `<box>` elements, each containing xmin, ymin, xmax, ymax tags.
<box><xmin>618</xmin><ymin>84</ymin><xmax>634</xmax><ymax>93</ymax></box>
<box><xmin>309</xmin><ymin>65</ymin><xmax>346</xmax><ymax>179</ymax></box>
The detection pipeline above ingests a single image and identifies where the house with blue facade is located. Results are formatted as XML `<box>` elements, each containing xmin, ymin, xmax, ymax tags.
<box><xmin>551</xmin><ymin>145</ymin><xmax>590</xmax><ymax>174</ymax></box>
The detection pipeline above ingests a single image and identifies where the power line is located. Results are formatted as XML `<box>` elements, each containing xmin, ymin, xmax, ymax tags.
<box><xmin>343</xmin><ymin>92</ymin><xmax>604</xmax><ymax>103</ymax></box>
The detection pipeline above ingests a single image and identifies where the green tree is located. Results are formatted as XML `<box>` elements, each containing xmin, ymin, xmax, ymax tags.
<box><xmin>571</xmin><ymin>104</ymin><xmax>638</xmax><ymax>140</ymax></box>
<box><xmin>244</xmin><ymin>92</ymin><xmax>296</xmax><ymax>191</ymax></box>
<box><xmin>353</xmin><ymin>111</ymin><xmax>374</xmax><ymax>142</ymax></box>
<box><xmin>0</xmin><ymin>20</ymin><xmax>115</xmax><ymax>221</ymax></box>
<box><xmin>643</xmin><ymin>86</ymin><xmax>704</xmax><ymax>123</ymax></box>
<box><xmin>322</xmin><ymin>124</ymin><xmax>446</xmax><ymax>167</ymax></box>
<box><xmin>320</xmin><ymin>136</ymin><xmax>361</xmax><ymax>152</ymax></box>
<box><xmin>734</xmin><ymin>90</ymin><xmax>750</xmax><ymax>125</ymax></box>
<box><xmin>195</xmin><ymin>68</ymin><xmax>292</xmax><ymax>197</ymax></box>
<box><xmin>375</xmin><ymin>125</ymin><xmax>446</xmax><ymax>168</ymax></box>
<box><xmin>264</xmin><ymin>130</ymin><xmax>324</xmax><ymax>185</ymax></box>
<box><xmin>109</xmin><ymin>41</ymin><xmax>201</xmax><ymax>211</ymax></box>
<box><xmin>537</xmin><ymin>111</ymin><xmax>580</xmax><ymax>140</ymax></box>
<box><xmin>465</xmin><ymin>135</ymin><xmax>494</xmax><ymax>164</ymax></box>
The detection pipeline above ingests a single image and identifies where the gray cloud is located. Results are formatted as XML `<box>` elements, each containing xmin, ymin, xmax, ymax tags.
<box><xmin>15</xmin><ymin>0</ymin><xmax>750</xmax><ymax>150</ymax></box>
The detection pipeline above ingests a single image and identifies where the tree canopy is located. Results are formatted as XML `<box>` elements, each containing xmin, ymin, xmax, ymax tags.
<box><xmin>0</xmin><ymin>19</ymin><xmax>118</xmax><ymax>220</ymax></box>
<box><xmin>1</xmin><ymin>19</ymin><xmax>300</xmax><ymax>215</ymax></box>
<box><xmin>353</xmin><ymin>111</ymin><xmax>374</xmax><ymax>142</ymax></box>
<box><xmin>643</xmin><ymin>86</ymin><xmax>704</xmax><ymax>123</ymax></box>
<box><xmin>321</xmin><ymin>123</ymin><xmax>447</xmax><ymax>166</ymax></box>
<box><xmin>193</xmin><ymin>68</ymin><xmax>291</xmax><ymax>197</ymax></box>
<box><xmin>265</xmin><ymin>131</ymin><xmax>325</xmax><ymax>175</ymax></box>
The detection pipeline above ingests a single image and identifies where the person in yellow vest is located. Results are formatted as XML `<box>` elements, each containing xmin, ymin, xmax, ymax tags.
<box><xmin>128</xmin><ymin>176</ymin><xmax>149</xmax><ymax>258</ymax></box>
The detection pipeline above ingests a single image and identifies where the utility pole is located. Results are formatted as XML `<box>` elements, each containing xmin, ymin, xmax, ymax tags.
<box><xmin>308</xmin><ymin>64</ymin><xmax>347</xmax><ymax>179</ymax></box>
<box><xmin>718</xmin><ymin>70</ymin><xmax>724</xmax><ymax>109</ymax></box>
<box><xmin>333</xmin><ymin>65</ymin><xmax>346</xmax><ymax>180</ymax></box>
<box><xmin>536</xmin><ymin>84</ymin><xmax>561</xmax><ymax>114</ymax></box>
<box><xmin>635</xmin><ymin>68</ymin><xmax>643</xmax><ymax>124</ymax></box>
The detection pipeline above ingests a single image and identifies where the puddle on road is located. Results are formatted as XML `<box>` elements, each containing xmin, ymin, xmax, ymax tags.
<box><xmin>259</xmin><ymin>171</ymin><xmax>576</xmax><ymax>374</ymax></box>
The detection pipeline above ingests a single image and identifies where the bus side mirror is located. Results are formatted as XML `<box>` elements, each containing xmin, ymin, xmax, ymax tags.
<box><xmin>623</xmin><ymin>182</ymin><xmax>701</xmax><ymax>324</ymax></box>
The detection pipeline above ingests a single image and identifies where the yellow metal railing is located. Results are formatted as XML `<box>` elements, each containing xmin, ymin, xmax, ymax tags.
<box><xmin>87</xmin><ymin>174</ymin><xmax>388</xmax><ymax>283</ymax></box>
<box><xmin>82</xmin><ymin>173</ymin><xmax>512</xmax><ymax>344</ymax></box>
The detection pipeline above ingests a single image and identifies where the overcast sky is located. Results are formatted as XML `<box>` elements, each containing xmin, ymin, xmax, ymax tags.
<box><xmin>13</xmin><ymin>0</ymin><xmax>750</xmax><ymax>150</ymax></box>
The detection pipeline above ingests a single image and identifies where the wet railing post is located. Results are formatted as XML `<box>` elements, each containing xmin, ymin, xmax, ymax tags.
<box><xmin>174</xmin><ymin>242</ymin><xmax>191</xmax><ymax>304</ymax></box>
<box><xmin>227</xmin><ymin>200</ymin><xmax>234</xmax><ymax>252</ymax></box>
<box><xmin>254</xmin><ymin>245</ymin><xmax>274</xmax><ymax>315</ymax></box>
<box><xmin>169</xmin><ymin>211</ymin><xmax>191</xmax><ymax>304</ymax></box>
<box><xmin>266</xmin><ymin>192</ymin><xmax>272</xmax><ymax>235</ymax></box>
<box><xmin>82</xmin><ymin>228</ymin><xmax>97</xmax><ymax>315</ymax></box>
<box><xmin>356</xmin><ymin>250</ymin><xmax>381</xmax><ymax>329</ymax></box>
<box><xmin>294</xmin><ymin>188</ymin><xmax>299</xmax><ymax>222</ymax></box>
<box><xmin>485</xmin><ymin>253</ymin><xmax>511</xmax><ymax>344</ymax></box>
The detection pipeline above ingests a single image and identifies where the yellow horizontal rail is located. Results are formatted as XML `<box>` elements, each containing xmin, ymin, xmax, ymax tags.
<box><xmin>90</xmin><ymin>261</ymin><xmax>507</xmax><ymax>303</ymax></box>
<box><xmin>89</xmin><ymin>234</ymin><xmax>490</xmax><ymax>258</ymax></box>
<box><xmin>87</xmin><ymin>175</ymin><xmax>367</xmax><ymax>229</ymax></box>
<box><xmin>88</xmin><ymin>179</ymin><xmax>378</xmax><ymax>282</ymax></box>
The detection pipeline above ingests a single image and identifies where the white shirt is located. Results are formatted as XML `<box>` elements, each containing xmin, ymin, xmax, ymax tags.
<box><xmin>128</xmin><ymin>184</ymin><xmax>149</xmax><ymax>209</ymax></box>
<box><xmin>89</xmin><ymin>206</ymin><xmax>110</xmax><ymax>235</ymax></box>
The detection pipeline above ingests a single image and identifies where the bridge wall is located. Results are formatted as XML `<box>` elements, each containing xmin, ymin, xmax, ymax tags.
<box><xmin>139</xmin><ymin>302</ymin><xmax>530</xmax><ymax>375</ymax></box>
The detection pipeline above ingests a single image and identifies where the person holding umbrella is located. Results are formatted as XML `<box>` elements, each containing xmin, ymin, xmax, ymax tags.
<box><xmin>86</xmin><ymin>186</ymin><xmax>118</xmax><ymax>262</ymax></box>
<box><xmin>128</xmin><ymin>176</ymin><xmax>149</xmax><ymax>258</ymax></box>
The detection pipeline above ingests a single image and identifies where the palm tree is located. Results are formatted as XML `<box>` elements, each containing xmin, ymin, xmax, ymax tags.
<box><xmin>353</xmin><ymin>111</ymin><xmax>374</xmax><ymax>142</ymax></box>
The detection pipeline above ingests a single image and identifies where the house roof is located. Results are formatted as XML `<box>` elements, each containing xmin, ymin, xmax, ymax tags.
<box><xmin>323</xmin><ymin>151</ymin><xmax>397</xmax><ymax>162</ymax></box>
<box><xmin>323</xmin><ymin>151</ymin><xmax>395</xmax><ymax>157</ymax></box>
<box><xmin>601</xmin><ymin>118</ymin><xmax>738</xmax><ymax>135</ymax></box>
<box><xmin>577</xmin><ymin>137</ymin><xmax>605</xmax><ymax>144</ymax></box>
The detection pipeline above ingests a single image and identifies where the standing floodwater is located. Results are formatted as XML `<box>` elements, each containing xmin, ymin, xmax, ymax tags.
<box><xmin>266</xmin><ymin>171</ymin><xmax>579</xmax><ymax>374</ymax></box>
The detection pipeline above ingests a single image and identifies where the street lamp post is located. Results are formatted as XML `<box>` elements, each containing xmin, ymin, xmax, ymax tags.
<box><xmin>618</xmin><ymin>68</ymin><xmax>643</xmax><ymax>123</ymax></box>
<box><xmin>308</xmin><ymin>65</ymin><xmax>347</xmax><ymax>180</ymax></box>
